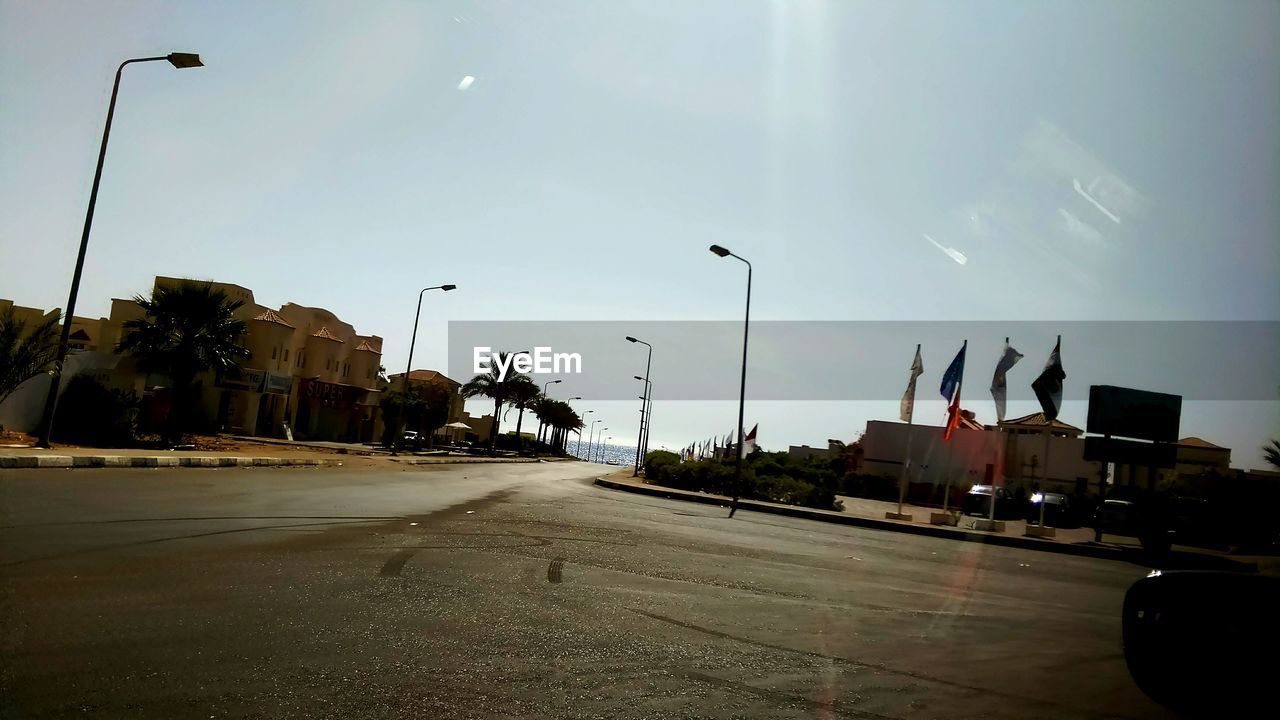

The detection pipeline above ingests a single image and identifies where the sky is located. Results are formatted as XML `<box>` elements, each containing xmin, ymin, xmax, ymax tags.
<box><xmin>1</xmin><ymin>1</ymin><xmax>1277</xmax><ymax>466</ymax></box>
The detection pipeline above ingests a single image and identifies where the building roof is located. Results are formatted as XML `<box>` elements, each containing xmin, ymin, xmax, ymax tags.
<box><xmin>310</xmin><ymin>326</ymin><xmax>344</xmax><ymax>342</ymax></box>
<box><xmin>997</xmin><ymin>412</ymin><xmax>1083</xmax><ymax>434</ymax></box>
<box><xmin>252</xmin><ymin>309</ymin><xmax>295</xmax><ymax>328</ymax></box>
<box><xmin>353</xmin><ymin>340</ymin><xmax>379</xmax><ymax>353</ymax></box>
<box><xmin>393</xmin><ymin>369</ymin><xmax>461</xmax><ymax>386</ymax></box>
<box><xmin>1178</xmin><ymin>436</ymin><xmax>1226</xmax><ymax>450</ymax></box>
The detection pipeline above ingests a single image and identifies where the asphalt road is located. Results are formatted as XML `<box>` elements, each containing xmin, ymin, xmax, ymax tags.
<box><xmin>0</xmin><ymin>463</ymin><xmax>1171</xmax><ymax>719</ymax></box>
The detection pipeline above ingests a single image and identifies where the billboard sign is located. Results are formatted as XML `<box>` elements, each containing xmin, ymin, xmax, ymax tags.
<box><xmin>1086</xmin><ymin>385</ymin><xmax>1181</xmax><ymax>442</ymax></box>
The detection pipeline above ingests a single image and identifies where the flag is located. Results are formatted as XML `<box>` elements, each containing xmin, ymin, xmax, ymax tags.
<box><xmin>990</xmin><ymin>341</ymin><xmax>1024</xmax><ymax>423</ymax></box>
<box><xmin>940</xmin><ymin>342</ymin><xmax>966</xmax><ymax>441</ymax></box>
<box><xmin>900</xmin><ymin>345</ymin><xmax>924</xmax><ymax>423</ymax></box>
<box><xmin>1032</xmin><ymin>337</ymin><xmax>1065</xmax><ymax>422</ymax></box>
<box><xmin>740</xmin><ymin>423</ymin><xmax>758</xmax><ymax>458</ymax></box>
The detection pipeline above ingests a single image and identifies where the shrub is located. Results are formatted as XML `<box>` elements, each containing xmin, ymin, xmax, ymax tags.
<box><xmin>52</xmin><ymin>375</ymin><xmax>138</xmax><ymax>447</ymax></box>
<box><xmin>644</xmin><ymin>453</ymin><xmax>841</xmax><ymax>511</ymax></box>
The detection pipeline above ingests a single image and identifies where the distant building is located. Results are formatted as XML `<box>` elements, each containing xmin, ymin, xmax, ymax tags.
<box><xmin>862</xmin><ymin>411</ymin><xmax>1103</xmax><ymax>496</ymax></box>
<box><xmin>385</xmin><ymin>369</ymin><xmax>465</xmax><ymax>440</ymax></box>
<box><xmin>787</xmin><ymin>439</ymin><xmax>847</xmax><ymax>462</ymax></box>
<box><xmin>788</xmin><ymin>445</ymin><xmax>829</xmax><ymax>462</ymax></box>
<box><xmin>457</xmin><ymin>411</ymin><xmax>494</xmax><ymax>443</ymax></box>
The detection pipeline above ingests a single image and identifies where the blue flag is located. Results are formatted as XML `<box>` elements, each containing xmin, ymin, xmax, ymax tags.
<box><xmin>940</xmin><ymin>343</ymin><xmax>966</xmax><ymax>403</ymax></box>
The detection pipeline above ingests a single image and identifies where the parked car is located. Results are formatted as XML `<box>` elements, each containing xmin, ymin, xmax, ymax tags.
<box><xmin>1091</xmin><ymin>498</ymin><xmax>1138</xmax><ymax>537</ymax></box>
<box><xmin>401</xmin><ymin>430</ymin><xmax>421</xmax><ymax>451</ymax></box>
<box><xmin>1026</xmin><ymin>492</ymin><xmax>1081</xmax><ymax>528</ymax></box>
<box><xmin>962</xmin><ymin>484</ymin><xmax>1018</xmax><ymax>520</ymax></box>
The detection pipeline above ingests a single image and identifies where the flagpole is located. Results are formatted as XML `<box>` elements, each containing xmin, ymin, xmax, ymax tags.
<box><xmin>1039</xmin><ymin>421</ymin><xmax>1052</xmax><ymax>528</ymax></box>
<box><xmin>941</xmin><ymin>339</ymin><xmax>966</xmax><ymax>517</ymax></box>
<box><xmin>897</xmin><ymin>343</ymin><xmax>920</xmax><ymax>517</ymax></box>
<box><xmin>1037</xmin><ymin>334</ymin><xmax>1060</xmax><ymax>532</ymax></box>
<box><xmin>989</xmin><ymin>337</ymin><xmax>1009</xmax><ymax>526</ymax></box>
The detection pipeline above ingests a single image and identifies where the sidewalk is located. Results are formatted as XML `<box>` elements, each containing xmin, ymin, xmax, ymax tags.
<box><xmin>595</xmin><ymin>473</ymin><xmax>1261</xmax><ymax>571</ymax></box>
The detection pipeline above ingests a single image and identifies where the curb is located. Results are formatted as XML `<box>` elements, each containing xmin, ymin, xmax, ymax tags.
<box><xmin>593</xmin><ymin>478</ymin><xmax>1260</xmax><ymax>572</ymax></box>
<box><xmin>0</xmin><ymin>454</ymin><xmax>337</xmax><ymax>469</ymax></box>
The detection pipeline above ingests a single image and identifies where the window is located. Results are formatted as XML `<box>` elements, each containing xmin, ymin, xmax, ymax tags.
<box><xmin>271</xmin><ymin>347</ymin><xmax>278</xmax><ymax>360</ymax></box>
<box><xmin>283</xmin><ymin>348</ymin><xmax>289</xmax><ymax>362</ymax></box>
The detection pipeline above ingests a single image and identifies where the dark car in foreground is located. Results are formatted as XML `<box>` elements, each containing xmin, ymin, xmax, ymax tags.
<box><xmin>1124</xmin><ymin>570</ymin><xmax>1280</xmax><ymax>715</ymax></box>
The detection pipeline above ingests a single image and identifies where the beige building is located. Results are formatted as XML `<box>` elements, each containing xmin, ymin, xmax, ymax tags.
<box><xmin>101</xmin><ymin>276</ymin><xmax>385</xmax><ymax>442</ymax></box>
<box><xmin>862</xmin><ymin>411</ymin><xmax>1105</xmax><ymax>496</ymax></box>
<box><xmin>0</xmin><ymin>299</ymin><xmax>119</xmax><ymax>432</ymax></box>
<box><xmin>384</xmin><ymin>369</ymin><xmax>465</xmax><ymax>441</ymax></box>
<box><xmin>0</xmin><ymin>298</ymin><xmax>107</xmax><ymax>352</ymax></box>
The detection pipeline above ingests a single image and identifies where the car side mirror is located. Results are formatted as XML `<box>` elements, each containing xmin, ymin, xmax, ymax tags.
<box><xmin>1123</xmin><ymin>570</ymin><xmax>1280</xmax><ymax>714</ymax></box>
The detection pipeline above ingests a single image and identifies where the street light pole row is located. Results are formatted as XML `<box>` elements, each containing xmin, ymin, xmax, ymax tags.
<box><xmin>626</xmin><ymin>336</ymin><xmax>652</xmax><ymax>476</ymax></box>
<box><xmin>37</xmin><ymin>53</ymin><xmax>205</xmax><ymax>449</ymax></box>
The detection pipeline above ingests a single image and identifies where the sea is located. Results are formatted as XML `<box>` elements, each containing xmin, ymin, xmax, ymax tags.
<box><xmin>570</xmin><ymin>441</ymin><xmax>639</xmax><ymax>467</ymax></box>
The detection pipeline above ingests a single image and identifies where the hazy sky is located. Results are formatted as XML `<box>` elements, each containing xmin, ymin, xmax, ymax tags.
<box><xmin>2</xmin><ymin>1</ymin><xmax>1277</xmax><ymax>465</ymax></box>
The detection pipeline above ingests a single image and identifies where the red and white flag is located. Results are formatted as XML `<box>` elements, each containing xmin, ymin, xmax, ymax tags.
<box><xmin>740</xmin><ymin>423</ymin><xmax>758</xmax><ymax>458</ymax></box>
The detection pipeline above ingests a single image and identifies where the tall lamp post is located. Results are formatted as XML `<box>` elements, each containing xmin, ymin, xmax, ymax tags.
<box><xmin>535</xmin><ymin>378</ymin><xmax>562</xmax><ymax>452</ymax></box>
<box><xmin>633</xmin><ymin>375</ymin><xmax>651</xmax><ymax>473</ymax></box>
<box><xmin>625</xmin><ymin>336</ymin><xmax>652</xmax><ymax>476</ymax></box>
<box><xmin>599</xmin><ymin>435</ymin><xmax>611</xmax><ymax>463</ymax></box>
<box><xmin>709</xmin><ymin>244</ymin><xmax>751</xmax><ymax>517</ymax></box>
<box><xmin>558</xmin><ymin>396</ymin><xmax>580</xmax><ymax>454</ymax></box>
<box><xmin>393</xmin><ymin>284</ymin><xmax>456</xmax><ymax>455</ymax></box>
<box><xmin>642</xmin><ymin>385</ymin><xmax>654</xmax><ymax>461</ymax></box>
<box><xmin>585</xmin><ymin>418</ymin><xmax>603</xmax><ymax>462</ymax></box>
<box><xmin>574</xmin><ymin>409</ymin><xmax>594</xmax><ymax>457</ymax></box>
<box><xmin>37</xmin><ymin>53</ymin><xmax>205</xmax><ymax>448</ymax></box>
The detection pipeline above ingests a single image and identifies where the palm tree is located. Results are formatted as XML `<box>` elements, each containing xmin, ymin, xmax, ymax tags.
<box><xmin>542</xmin><ymin>399</ymin><xmax>582</xmax><ymax>455</ymax></box>
<box><xmin>0</xmin><ymin>306</ymin><xmax>60</xmax><ymax>406</ymax></box>
<box><xmin>460</xmin><ymin>351</ymin><xmax>527</xmax><ymax>454</ymax></box>
<box><xmin>503</xmin><ymin>375</ymin><xmax>541</xmax><ymax>453</ymax></box>
<box><xmin>1265</xmin><ymin>439</ymin><xmax>1280</xmax><ymax>470</ymax></box>
<box><xmin>116</xmin><ymin>282</ymin><xmax>249</xmax><ymax>442</ymax></box>
<box><xmin>532</xmin><ymin>395</ymin><xmax>559</xmax><ymax>448</ymax></box>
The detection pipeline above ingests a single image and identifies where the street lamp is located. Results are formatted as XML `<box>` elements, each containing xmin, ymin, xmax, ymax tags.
<box><xmin>585</xmin><ymin>418</ymin><xmax>603</xmax><ymax>462</ymax></box>
<box><xmin>36</xmin><ymin>52</ymin><xmax>204</xmax><ymax>448</ymax></box>
<box><xmin>626</xmin><ymin>336</ymin><xmax>652</xmax><ymax>476</ymax></box>
<box><xmin>642</xmin><ymin>384</ymin><xmax>654</xmax><ymax>461</ymax></box>
<box><xmin>574</xmin><ymin>409</ymin><xmax>594</xmax><ymax>457</ymax></box>
<box><xmin>709</xmin><ymin>244</ymin><xmax>751</xmax><ymax>517</ymax></box>
<box><xmin>633</xmin><ymin>374</ymin><xmax>653</xmax><ymax>471</ymax></box>
<box><xmin>599</xmin><ymin>434</ymin><xmax>611</xmax><ymax>463</ymax></box>
<box><xmin>393</xmin><ymin>284</ymin><xmax>456</xmax><ymax>455</ymax></box>
<box><xmin>535</xmin><ymin>378</ymin><xmax>562</xmax><ymax>451</ymax></box>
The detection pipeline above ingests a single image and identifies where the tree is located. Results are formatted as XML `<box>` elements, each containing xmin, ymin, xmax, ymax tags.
<box><xmin>51</xmin><ymin>375</ymin><xmax>138</xmax><ymax>447</ymax></box>
<box><xmin>1265</xmin><ymin>439</ymin><xmax>1280</xmax><ymax>470</ymax></box>
<box><xmin>460</xmin><ymin>351</ymin><xmax>528</xmax><ymax>454</ymax></box>
<box><xmin>503</xmin><ymin>375</ymin><xmax>541</xmax><ymax>453</ymax></box>
<box><xmin>379</xmin><ymin>381</ymin><xmax>453</xmax><ymax>449</ymax></box>
<box><xmin>116</xmin><ymin>282</ymin><xmax>249</xmax><ymax>442</ymax></box>
<box><xmin>0</xmin><ymin>306</ymin><xmax>60</xmax><ymax>406</ymax></box>
<box><xmin>416</xmin><ymin>382</ymin><xmax>454</xmax><ymax>448</ymax></box>
<box><xmin>530</xmin><ymin>397</ymin><xmax>580</xmax><ymax>455</ymax></box>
